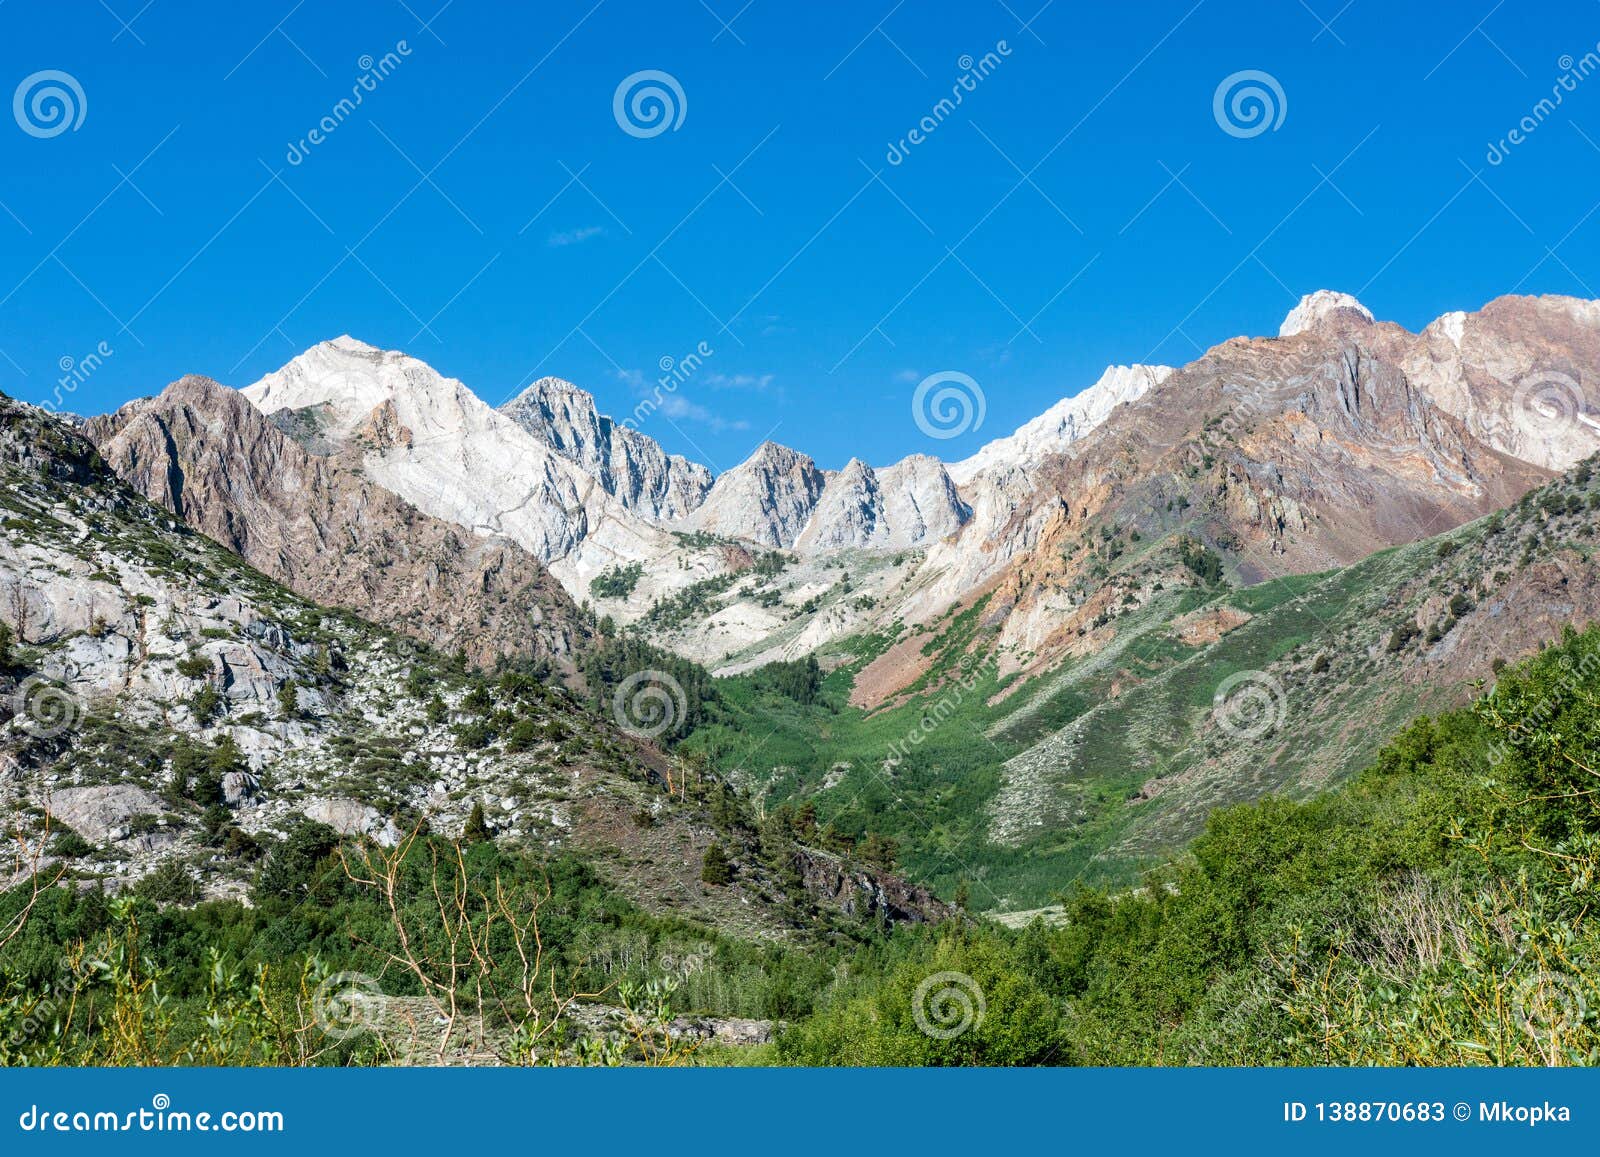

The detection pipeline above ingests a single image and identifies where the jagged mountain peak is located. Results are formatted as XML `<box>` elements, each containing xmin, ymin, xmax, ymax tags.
<box><xmin>325</xmin><ymin>333</ymin><xmax>381</xmax><ymax>354</ymax></box>
<box><xmin>740</xmin><ymin>439</ymin><xmax>813</xmax><ymax>469</ymax></box>
<box><xmin>1278</xmin><ymin>290</ymin><xmax>1376</xmax><ymax>337</ymax></box>
<box><xmin>498</xmin><ymin>374</ymin><xmax>713</xmax><ymax>522</ymax></box>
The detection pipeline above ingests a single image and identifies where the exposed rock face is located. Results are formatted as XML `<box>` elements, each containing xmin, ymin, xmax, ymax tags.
<box><xmin>46</xmin><ymin>784</ymin><xmax>166</xmax><ymax>845</ymax></box>
<box><xmin>86</xmin><ymin>293</ymin><xmax>1598</xmax><ymax>682</ymax></box>
<box><xmin>1278</xmin><ymin>289</ymin><xmax>1375</xmax><ymax>337</ymax></box>
<box><xmin>685</xmin><ymin>441</ymin><xmax>827</xmax><ymax>548</ymax></box>
<box><xmin>302</xmin><ymin>797</ymin><xmax>403</xmax><ymax>847</ymax></box>
<box><xmin>238</xmin><ymin>337</ymin><xmax>687</xmax><ymax>594</ymax></box>
<box><xmin>499</xmin><ymin>377</ymin><xmax>713</xmax><ymax>521</ymax></box>
<box><xmin>794</xmin><ymin>846</ymin><xmax>955</xmax><ymax>925</ymax></box>
<box><xmin>879</xmin><ymin>294</ymin><xmax>1596</xmax><ymax>691</ymax></box>
<box><xmin>86</xmin><ymin>375</ymin><xmax>587</xmax><ymax>671</ymax></box>
<box><xmin>2</xmin><ymin>391</ymin><xmax>894</xmax><ymax>946</ymax></box>
<box><xmin>0</xmin><ymin>396</ymin><xmax>313</xmax><ymax>717</ymax></box>
<box><xmin>1393</xmin><ymin>295</ymin><xmax>1600</xmax><ymax>471</ymax></box>
<box><xmin>795</xmin><ymin>455</ymin><xmax>969</xmax><ymax>552</ymax></box>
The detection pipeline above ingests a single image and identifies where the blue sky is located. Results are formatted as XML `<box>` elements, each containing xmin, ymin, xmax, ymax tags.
<box><xmin>1</xmin><ymin>0</ymin><xmax>1598</xmax><ymax>471</ymax></box>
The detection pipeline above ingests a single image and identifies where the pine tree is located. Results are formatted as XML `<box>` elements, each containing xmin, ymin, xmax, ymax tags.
<box><xmin>701</xmin><ymin>843</ymin><xmax>733</xmax><ymax>886</ymax></box>
<box><xmin>463</xmin><ymin>800</ymin><xmax>491</xmax><ymax>843</ymax></box>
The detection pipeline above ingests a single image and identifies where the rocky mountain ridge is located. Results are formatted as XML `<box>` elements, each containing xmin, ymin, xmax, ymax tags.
<box><xmin>499</xmin><ymin>375</ymin><xmax>714</xmax><ymax>521</ymax></box>
<box><xmin>85</xmin><ymin>375</ymin><xmax>588</xmax><ymax>671</ymax></box>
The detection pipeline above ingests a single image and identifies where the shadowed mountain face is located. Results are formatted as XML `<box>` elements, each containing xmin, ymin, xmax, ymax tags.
<box><xmin>86</xmin><ymin>375</ymin><xmax>589</xmax><ymax>672</ymax></box>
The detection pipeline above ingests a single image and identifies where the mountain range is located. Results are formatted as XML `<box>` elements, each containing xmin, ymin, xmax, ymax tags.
<box><xmin>4</xmin><ymin>288</ymin><xmax>1600</xmax><ymax>914</ymax></box>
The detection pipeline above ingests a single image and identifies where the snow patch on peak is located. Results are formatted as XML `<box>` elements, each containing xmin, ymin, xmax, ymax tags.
<box><xmin>1433</xmin><ymin>310</ymin><xmax>1468</xmax><ymax>350</ymax></box>
<box><xmin>1278</xmin><ymin>290</ymin><xmax>1375</xmax><ymax>337</ymax></box>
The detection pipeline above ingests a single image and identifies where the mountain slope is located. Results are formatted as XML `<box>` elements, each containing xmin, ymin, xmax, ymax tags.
<box><xmin>85</xmin><ymin>375</ymin><xmax>588</xmax><ymax>671</ymax></box>
<box><xmin>682</xmin><ymin>455</ymin><xmax>1600</xmax><ymax>907</ymax></box>
<box><xmin>0</xmin><ymin>391</ymin><xmax>942</xmax><ymax>938</ymax></box>
<box><xmin>886</xmin><ymin>293</ymin><xmax>1592</xmax><ymax>685</ymax></box>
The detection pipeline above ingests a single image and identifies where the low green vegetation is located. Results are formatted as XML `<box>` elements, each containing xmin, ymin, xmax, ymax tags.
<box><xmin>778</xmin><ymin>623</ymin><xmax>1600</xmax><ymax>1065</ymax></box>
<box><xmin>8</xmin><ymin>621</ymin><xmax>1598</xmax><ymax>1066</ymax></box>
<box><xmin>589</xmin><ymin>562</ymin><xmax>645</xmax><ymax>601</ymax></box>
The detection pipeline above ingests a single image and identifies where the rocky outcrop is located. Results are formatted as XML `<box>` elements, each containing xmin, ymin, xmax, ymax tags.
<box><xmin>947</xmin><ymin>363</ymin><xmax>1173</xmax><ymax>486</ymax></box>
<box><xmin>795</xmin><ymin>455</ymin><xmax>969</xmax><ymax>552</ymax></box>
<box><xmin>794</xmin><ymin>846</ymin><xmax>956</xmax><ymax>925</ymax></box>
<box><xmin>1278</xmin><ymin>289</ymin><xmax>1375</xmax><ymax>337</ymax></box>
<box><xmin>685</xmin><ymin>441</ymin><xmax>827</xmax><ymax>548</ymax></box>
<box><xmin>499</xmin><ymin>377</ymin><xmax>713</xmax><ymax>521</ymax></box>
<box><xmin>879</xmin><ymin>292</ymin><xmax>1594</xmax><ymax>693</ymax></box>
<box><xmin>1393</xmin><ymin>294</ymin><xmax>1600</xmax><ymax>471</ymax></box>
<box><xmin>86</xmin><ymin>375</ymin><xmax>588</xmax><ymax>671</ymax></box>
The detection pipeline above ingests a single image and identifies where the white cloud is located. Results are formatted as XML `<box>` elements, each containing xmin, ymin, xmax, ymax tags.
<box><xmin>704</xmin><ymin>372</ymin><xmax>775</xmax><ymax>392</ymax></box>
<box><xmin>658</xmin><ymin>394</ymin><xmax>750</xmax><ymax>432</ymax></box>
<box><xmin>548</xmin><ymin>225</ymin><xmax>605</xmax><ymax>247</ymax></box>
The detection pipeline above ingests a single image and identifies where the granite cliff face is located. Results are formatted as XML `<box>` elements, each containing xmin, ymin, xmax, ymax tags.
<box><xmin>684</xmin><ymin>441</ymin><xmax>828</xmax><ymax>548</ymax></box>
<box><xmin>78</xmin><ymin>291</ymin><xmax>1600</xmax><ymax>681</ymax></box>
<box><xmin>86</xmin><ymin>375</ymin><xmax>588</xmax><ymax>671</ymax></box>
<box><xmin>947</xmin><ymin>363</ymin><xmax>1174</xmax><ymax>486</ymax></box>
<box><xmin>794</xmin><ymin>455</ymin><xmax>970</xmax><ymax>552</ymax></box>
<box><xmin>499</xmin><ymin>376</ymin><xmax>714</xmax><ymax>521</ymax></box>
